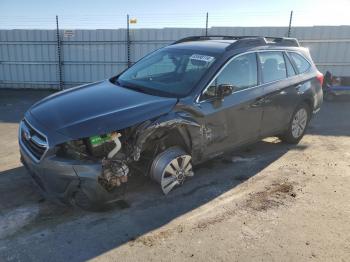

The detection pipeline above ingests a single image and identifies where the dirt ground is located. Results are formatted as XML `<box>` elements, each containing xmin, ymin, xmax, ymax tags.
<box><xmin>0</xmin><ymin>90</ymin><xmax>349</xmax><ymax>262</ymax></box>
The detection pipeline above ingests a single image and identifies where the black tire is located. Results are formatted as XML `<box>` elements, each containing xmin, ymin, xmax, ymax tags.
<box><xmin>280</xmin><ymin>102</ymin><xmax>311</xmax><ymax>144</ymax></box>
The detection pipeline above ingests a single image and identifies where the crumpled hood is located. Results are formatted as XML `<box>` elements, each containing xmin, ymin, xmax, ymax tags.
<box><xmin>29</xmin><ymin>80</ymin><xmax>177</xmax><ymax>139</ymax></box>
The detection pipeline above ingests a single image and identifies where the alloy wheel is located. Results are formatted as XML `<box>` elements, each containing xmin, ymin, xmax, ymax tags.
<box><xmin>291</xmin><ymin>108</ymin><xmax>308</xmax><ymax>138</ymax></box>
<box><xmin>151</xmin><ymin>147</ymin><xmax>193</xmax><ymax>195</ymax></box>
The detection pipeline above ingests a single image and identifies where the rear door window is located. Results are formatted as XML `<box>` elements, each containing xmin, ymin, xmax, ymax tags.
<box><xmin>258</xmin><ymin>52</ymin><xmax>287</xmax><ymax>83</ymax></box>
<box><xmin>289</xmin><ymin>52</ymin><xmax>311</xmax><ymax>74</ymax></box>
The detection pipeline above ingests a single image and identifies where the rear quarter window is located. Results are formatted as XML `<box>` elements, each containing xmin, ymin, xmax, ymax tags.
<box><xmin>258</xmin><ymin>51</ymin><xmax>287</xmax><ymax>83</ymax></box>
<box><xmin>289</xmin><ymin>52</ymin><xmax>311</xmax><ymax>74</ymax></box>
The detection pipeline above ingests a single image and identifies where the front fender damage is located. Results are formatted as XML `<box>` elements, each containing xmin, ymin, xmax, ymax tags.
<box><xmin>96</xmin><ymin>113</ymin><xmax>200</xmax><ymax>192</ymax></box>
<box><xmin>130</xmin><ymin>115</ymin><xmax>200</xmax><ymax>162</ymax></box>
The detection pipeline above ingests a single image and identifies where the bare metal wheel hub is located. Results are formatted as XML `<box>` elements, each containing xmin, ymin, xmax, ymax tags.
<box><xmin>150</xmin><ymin>147</ymin><xmax>193</xmax><ymax>195</ymax></box>
<box><xmin>291</xmin><ymin>108</ymin><xmax>308</xmax><ymax>139</ymax></box>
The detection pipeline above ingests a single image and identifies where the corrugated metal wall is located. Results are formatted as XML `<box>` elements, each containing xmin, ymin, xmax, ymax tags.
<box><xmin>1</xmin><ymin>26</ymin><xmax>349</xmax><ymax>89</ymax></box>
<box><xmin>211</xmin><ymin>26</ymin><xmax>350</xmax><ymax>76</ymax></box>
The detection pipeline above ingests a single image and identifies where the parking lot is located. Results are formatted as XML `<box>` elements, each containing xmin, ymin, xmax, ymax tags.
<box><xmin>0</xmin><ymin>89</ymin><xmax>349</xmax><ymax>261</ymax></box>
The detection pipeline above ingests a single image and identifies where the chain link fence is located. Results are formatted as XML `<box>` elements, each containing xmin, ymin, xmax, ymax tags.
<box><xmin>0</xmin><ymin>12</ymin><xmax>349</xmax><ymax>89</ymax></box>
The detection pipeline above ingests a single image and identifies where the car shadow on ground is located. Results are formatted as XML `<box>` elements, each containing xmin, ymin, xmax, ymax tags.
<box><xmin>0</xmin><ymin>138</ymin><xmax>308</xmax><ymax>261</ymax></box>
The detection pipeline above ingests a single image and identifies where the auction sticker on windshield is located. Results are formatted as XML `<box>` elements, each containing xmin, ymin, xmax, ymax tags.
<box><xmin>190</xmin><ymin>54</ymin><xmax>215</xmax><ymax>63</ymax></box>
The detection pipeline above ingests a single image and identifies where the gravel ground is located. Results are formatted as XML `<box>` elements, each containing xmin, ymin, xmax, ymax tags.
<box><xmin>0</xmin><ymin>90</ymin><xmax>349</xmax><ymax>262</ymax></box>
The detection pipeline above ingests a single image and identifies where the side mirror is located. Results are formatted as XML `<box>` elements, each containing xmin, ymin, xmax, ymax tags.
<box><xmin>217</xmin><ymin>84</ymin><xmax>234</xmax><ymax>98</ymax></box>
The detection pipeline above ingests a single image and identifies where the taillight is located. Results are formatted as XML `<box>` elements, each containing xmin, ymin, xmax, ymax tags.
<box><xmin>316</xmin><ymin>71</ymin><xmax>324</xmax><ymax>86</ymax></box>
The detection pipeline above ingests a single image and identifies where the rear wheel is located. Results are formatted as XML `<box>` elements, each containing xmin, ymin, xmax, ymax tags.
<box><xmin>150</xmin><ymin>147</ymin><xmax>193</xmax><ymax>195</ymax></box>
<box><xmin>280</xmin><ymin>103</ymin><xmax>310</xmax><ymax>144</ymax></box>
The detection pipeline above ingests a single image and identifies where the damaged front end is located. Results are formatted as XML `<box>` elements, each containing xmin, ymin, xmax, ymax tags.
<box><xmin>55</xmin><ymin>112</ymin><xmax>200</xmax><ymax>200</ymax></box>
<box><xmin>19</xmin><ymin>79</ymin><xmax>202</xmax><ymax>210</ymax></box>
<box><xmin>56</xmin><ymin>130</ymin><xmax>132</xmax><ymax>193</ymax></box>
<box><xmin>90</xmin><ymin>132</ymin><xmax>129</xmax><ymax>191</ymax></box>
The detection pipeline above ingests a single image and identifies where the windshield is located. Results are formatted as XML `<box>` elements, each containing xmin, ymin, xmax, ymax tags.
<box><xmin>115</xmin><ymin>48</ymin><xmax>217</xmax><ymax>97</ymax></box>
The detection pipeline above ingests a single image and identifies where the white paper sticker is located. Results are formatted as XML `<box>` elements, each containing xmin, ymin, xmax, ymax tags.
<box><xmin>190</xmin><ymin>54</ymin><xmax>214</xmax><ymax>63</ymax></box>
<box><xmin>63</xmin><ymin>30</ymin><xmax>74</xmax><ymax>38</ymax></box>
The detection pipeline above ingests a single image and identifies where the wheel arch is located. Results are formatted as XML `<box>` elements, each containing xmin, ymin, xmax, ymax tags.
<box><xmin>302</xmin><ymin>97</ymin><xmax>313</xmax><ymax>112</ymax></box>
<box><xmin>130</xmin><ymin>115</ymin><xmax>200</xmax><ymax>162</ymax></box>
<box><xmin>142</xmin><ymin>125</ymin><xmax>192</xmax><ymax>154</ymax></box>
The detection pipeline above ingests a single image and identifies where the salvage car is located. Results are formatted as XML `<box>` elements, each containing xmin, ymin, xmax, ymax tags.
<box><xmin>19</xmin><ymin>36</ymin><xmax>323</xmax><ymax>210</ymax></box>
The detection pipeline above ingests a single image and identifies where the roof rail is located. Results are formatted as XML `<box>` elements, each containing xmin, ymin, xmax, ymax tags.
<box><xmin>172</xmin><ymin>35</ymin><xmax>256</xmax><ymax>44</ymax></box>
<box><xmin>263</xmin><ymin>37</ymin><xmax>300</xmax><ymax>47</ymax></box>
<box><xmin>172</xmin><ymin>35</ymin><xmax>300</xmax><ymax>48</ymax></box>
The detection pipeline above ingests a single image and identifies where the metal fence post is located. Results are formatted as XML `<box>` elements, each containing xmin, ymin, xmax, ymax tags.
<box><xmin>126</xmin><ymin>14</ymin><xmax>131</xmax><ymax>68</ymax></box>
<box><xmin>205</xmin><ymin>12</ymin><xmax>209</xmax><ymax>36</ymax></box>
<box><xmin>287</xmin><ymin>10</ymin><xmax>293</xmax><ymax>37</ymax></box>
<box><xmin>56</xmin><ymin>15</ymin><xmax>63</xmax><ymax>90</ymax></box>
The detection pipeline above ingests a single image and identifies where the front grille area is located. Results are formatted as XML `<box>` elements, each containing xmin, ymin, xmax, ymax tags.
<box><xmin>20</xmin><ymin>119</ymin><xmax>48</xmax><ymax>161</ymax></box>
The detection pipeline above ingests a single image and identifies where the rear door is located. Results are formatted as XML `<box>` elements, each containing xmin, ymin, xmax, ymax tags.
<box><xmin>196</xmin><ymin>52</ymin><xmax>264</xmax><ymax>157</ymax></box>
<box><xmin>258</xmin><ymin>51</ymin><xmax>300</xmax><ymax>137</ymax></box>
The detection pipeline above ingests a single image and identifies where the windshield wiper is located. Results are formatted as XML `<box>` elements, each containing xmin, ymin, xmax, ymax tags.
<box><xmin>114</xmin><ymin>79</ymin><xmax>122</xmax><ymax>86</ymax></box>
<box><xmin>114</xmin><ymin>78</ymin><xmax>175</xmax><ymax>97</ymax></box>
<box><xmin>119</xmin><ymin>81</ymin><xmax>149</xmax><ymax>94</ymax></box>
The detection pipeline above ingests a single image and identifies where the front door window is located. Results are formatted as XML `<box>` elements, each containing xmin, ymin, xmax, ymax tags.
<box><xmin>202</xmin><ymin>53</ymin><xmax>258</xmax><ymax>100</ymax></box>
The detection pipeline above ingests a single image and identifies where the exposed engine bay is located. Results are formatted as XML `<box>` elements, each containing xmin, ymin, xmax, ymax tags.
<box><xmin>56</xmin><ymin>130</ymin><xmax>133</xmax><ymax>191</ymax></box>
<box><xmin>92</xmin><ymin>132</ymin><xmax>129</xmax><ymax>191</ymax></box>
<box><xmin>53</xmin><ymin>112</ymin><xmax>200</xmax><ymax>200</ymax></box>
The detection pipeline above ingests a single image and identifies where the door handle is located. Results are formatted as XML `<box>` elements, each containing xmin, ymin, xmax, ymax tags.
<box><xmin>251</xmin><ymin>97</ymin><xmax>265</xmax><ymax>107</ymax></box>
<box><xmin>279</xmin><ymin>90</ymin><xmax>287</xmax><ymax>95</ymax></box>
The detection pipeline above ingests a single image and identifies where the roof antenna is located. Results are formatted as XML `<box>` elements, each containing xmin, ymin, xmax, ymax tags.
<box><xmin>205</xmin><ymin>12</ymin><xmax>209</xmax><ymax>36</ymax></box>
<box><xmin>287</xmin><ymin>10</ymin><xmax>293</xmax><ymax>37</ymax></box>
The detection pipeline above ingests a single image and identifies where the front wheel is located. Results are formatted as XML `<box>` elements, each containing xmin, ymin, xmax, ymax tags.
<box><xmin>280</xmin><ymin>103</ymin><xmax>311</xmax><ymax>144</ymax></box>
<box><xmin>150</xmin><ymin>147</ymin><xmax>193</xmax><ymax>195</ymax></box>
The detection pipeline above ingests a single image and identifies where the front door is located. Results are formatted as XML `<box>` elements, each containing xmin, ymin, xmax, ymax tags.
<box><xmin>195</xmin><ymin>52</ymin><xmax>264</xmax><ymax>158</ymax></box>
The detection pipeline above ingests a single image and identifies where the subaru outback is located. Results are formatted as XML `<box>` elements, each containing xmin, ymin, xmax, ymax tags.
<box><xmin>19</xmin><ymin>36</ymin><xmax>323</xmax><ymax>210</ymax></box>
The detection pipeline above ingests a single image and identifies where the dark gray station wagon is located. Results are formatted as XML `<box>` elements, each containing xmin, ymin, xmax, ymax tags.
<box><xmin>19</xmin><ymin>36</ymin><xmax>323</xmax><ymax>210</ymax></box>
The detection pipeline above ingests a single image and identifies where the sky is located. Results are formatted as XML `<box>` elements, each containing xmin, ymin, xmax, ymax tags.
<box><xmin>0</xmin><ymin>0</ymin><xmax>350</xmax><ymax>29</ymax></box>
